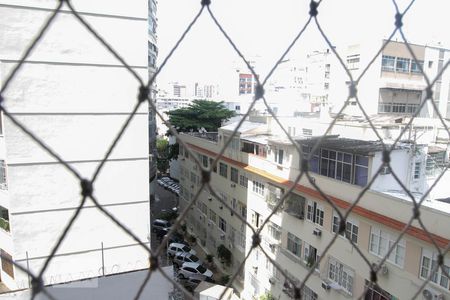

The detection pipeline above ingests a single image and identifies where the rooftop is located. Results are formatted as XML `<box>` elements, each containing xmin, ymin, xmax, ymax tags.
<box><xmin>296</xmin><ymin>136</ymin><xmax>389</xmax><ymax>155</ymax></box>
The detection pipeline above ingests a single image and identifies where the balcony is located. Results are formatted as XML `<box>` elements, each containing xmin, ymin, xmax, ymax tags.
<box><xmin>284</xmin><ymin>194</ymin><xmax>306</xmax><ymax>220</ymax></box>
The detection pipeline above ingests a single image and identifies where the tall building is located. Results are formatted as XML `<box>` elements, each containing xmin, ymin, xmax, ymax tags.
<box><xmin>0</xmin><ymin>1</ymin><xmax>150</xmax><ymax>289</ymax></box>
<box><xmin>148</xmin><ymin>0</ymin><xmax>158</xmax><ymax>194</ymax></box>
<box><xmin>339</xmin><ymin>40</ymin><xmax>450</xmax><ymax>118</ymax></box>
<box><xmin>178</xmin><ymin>115</ymin><xmax>449</xmax><ymax>299</ymax></box>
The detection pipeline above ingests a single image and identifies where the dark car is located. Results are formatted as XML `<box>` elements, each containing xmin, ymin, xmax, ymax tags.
<box><xmin>152</xmin><ymin>219</ymin><xmax>171</xmax><ymax>238</ymax></box>
<box><xmin>165</xmin><ymin>232</ymin><xmax>187</xmax><ymax>245</ymax></box>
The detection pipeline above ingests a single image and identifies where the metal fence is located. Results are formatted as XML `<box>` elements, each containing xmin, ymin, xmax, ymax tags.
<box><xmin>0</xmin><ymin>0</ymin><xmax>449</xmax><ymax>300</ymax></box>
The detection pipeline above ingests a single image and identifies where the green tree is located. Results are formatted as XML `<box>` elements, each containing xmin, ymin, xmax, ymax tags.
<box><xmin>156</xmin><ymin>138</ymin><xmax>170</xmax><ymax>173</ymax></box>
<box><xmin>166</xmin><ymin>100</ymin><xmax>235</xmax><ymax>134</ymax></box>
<box><xmin>260</xmin><ymin>292</ymin><xmax>276</xmax><ymax>300</ymax></box>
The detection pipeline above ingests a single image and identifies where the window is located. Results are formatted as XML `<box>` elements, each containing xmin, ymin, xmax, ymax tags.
<box><xmin>420</xmin><ymin>249</ymin><xmax>450</xmax><ymax>289</ymax></box>
<box><xmin>219</xmin><ymin>162</ymin><xmax>228</xmax><ymax>178</ymax></box>
<box><xmin>303</xmin><ymin>128</ymin><xmax>312</xmax><ymax>136</ymax></box>
<box><xmin>324</xmin><ymin>82</ymin><xmax>329</xmax><ymax>90</ymax></box>
<box><xmin>347</xmin><ymin>54</ymin><xmax>360</xmax><ymax>70</ymax></box>
<box><xmin>236</xmin><ymin>225</ymin><xmax>246</xmax><ymax>249</ymax></box>
<box><xmin>251</xmin><ymin>210</ymin><xmax>261</xmax><ymax>228</ymax></box>
<box><xmin>199</xmin><ymin>202</ymin><xmax>207</xmax><ymax>215</ymax></box>
<box><xmin>287</xmin><ymin>232</ymin><xmax>302</xmax><ymax>258</ymax></box>
<box><xmin>312</xmin><ymin>148</ymin><xmax>362</xmax><ymax>185</ymax></box>
<box><xmin>332</xmin><ymin>215</ymin><xmax>358</xmax><ymax>243</ymax></box>
<box><xmin>274</xmin><ymin>148</ymin><xmax>284</xmax><ymax>164</ymax></box>
<box><xmin>219</xmin><ymin>217</ymin><xmax>226</xmax><ymax>232</ymax></box>
<box><xmin>267</xmin><ymin>222</ymin><xmax>282</xmax><ymax>241</ymax></box>
<box><xmin>381</xmin><ymin>55</ymin><xmax>395</xmax><ymax>71</ymax></box>
<box><xmin>396</xmin><ymin>57</ymin><xmax>410</xmax><ymax>73</ymax></box>
<box><xmin>201</xmin><ymin>155</ymin><xmax>208</xmax><ymax>168</ymax></box>
<box><xmin>252</xmin><ymin>180</ymin><xmax>265</xmax><ymax>196</ymax></box>
<box><xmin>267</xmin><ymin>184</ymin><xmax>284</xmax><ymax>210</ymax></box>
<box><xmin>239</xmin><ymin>174</ymin><xmax>248</xmax><ymax>188</ymax></box>
<box><xmin>230</xmin><ymin>167</ymin><xmax>239</xmax><ymax>183</ymax></box>
<box><xmin>284</xmin><ymin>193</ymin><xmax>306</xmax><ymax>219</ymax></box>
<box><xmin>1</xmin><ymin>249</ymin><xmax>14</xmax><ymax>278</ymax></box>
<box><xmin>209</xmin><ymin>158</ymin><xmax>217</xmax><ymax>173</ymax></box>
<box><xmin>302</xmin><ymin>285</ymin><xmax>318</xmax><ymax>300</ymax></box>
<box><xmin>411</xmin><ymin>60</ymin><xmax>424</xmax><ymax>73</ymax></box>
<box><xmin>369</xmin><ymin>227</ymin><xmax>405</xmax><ymax>267</ymax></box>
<box><xmin>414</xmin><ymin>161</ymin><xmax>421</xmax><ymax>179</ymax></box>
<box><xmin>231</xmin><ymin>198</ymin><xmax>237</xmax><ymax>210</ymax></box>
<box><xmin>209</xmin><ymin>209</ymin><xmax>216</xmax><ymax>224</ymax></box>
<box><xmin>306</xmin><ymin>201</ymin><xmax>324</xmax><ymax>226</ymax></box>
<box><xmin>426</xmin><ymin>151</ymin><xmax>446</xmax><ymax>176</ymax></box>
<box><xmin>328</xmin><ymin>257</ymin><xmax>354</xmax><ymax>294</ymax></box>
<box><xmin>304</xmin><ymin>242</ymin><xmax>319</xmax><ymax>269</ymax></box>
<box><xmin>0</xmin><ymin>161</ymin><xmax>7</xmax><ymax>190</ymax></box>
<box><xmin>354</xmin><ymin>155</ymin><xmax>369</xmax><ymax>186</ymax></box>
<box><xmin>238</xmin><ymin>201</ymin><xmax>247</xmax><ymax>218</ymax></box>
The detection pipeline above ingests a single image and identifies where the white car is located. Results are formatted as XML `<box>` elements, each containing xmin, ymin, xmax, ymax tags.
<box><xmin>173</xmin><ymin>252</ymin><xmax>202</xmax><ymax>268</ymax></box>
<box><xmin>177</xmin><ymin>262</ymin><xmax>213</xmax><ymax>281</ymax></box>
<box><xmin>167</xmin><ymin>243</ymin><xmax>196</xmax><ymax>257</ymax></box>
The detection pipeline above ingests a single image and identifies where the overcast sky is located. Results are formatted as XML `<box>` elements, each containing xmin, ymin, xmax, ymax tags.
<box><xmin>155</xmin><ymin>0</ymin><xmax>449</xmax><ymax>86</ymax></box>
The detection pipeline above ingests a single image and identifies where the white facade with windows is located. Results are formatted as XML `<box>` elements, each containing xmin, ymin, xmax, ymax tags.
<box><xmin>338</xmin><ymin>40</ymin><xmax>450</xmax><ymax>119</ymax></box>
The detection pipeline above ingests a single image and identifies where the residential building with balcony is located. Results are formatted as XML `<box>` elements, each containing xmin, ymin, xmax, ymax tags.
<box><xmin>0</xmin><ymin>1</ymin><xmax>150</xmax><ymax>290</ymax></box>
<box><xmin>177</xmin><ymin>115</ymin><xmax>449</xmax><ymax>300</ymax></box>
<box><xmin>340</xmin><ymin>40</ymin><xmax>450</xmax><ymax>119</ymax></box>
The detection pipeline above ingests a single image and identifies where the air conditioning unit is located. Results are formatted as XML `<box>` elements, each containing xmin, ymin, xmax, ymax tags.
<box><xmin>321</xmin><ymin>281</ymin><xmax>331</xmax><ymax>291</ymax></box>
<box><xmin>313</xmin><ymin>228</ymin><xmax>322</xmax><ymax>236</ymax></box>
<box><xmin>422</xmin><ymin>288</ymin><xmax>445</xmax><ymax>300</ymax></box>
<box><xmin>380</xmin><ymin>166</ymin><xmax>391</xmax><ymax>175</ymax></box>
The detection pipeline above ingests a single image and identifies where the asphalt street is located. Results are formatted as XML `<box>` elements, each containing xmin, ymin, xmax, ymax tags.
<box><xmin>150</xmin><ymin>181</ymin><xmax>179</xmax><ymax>265</ymax></box>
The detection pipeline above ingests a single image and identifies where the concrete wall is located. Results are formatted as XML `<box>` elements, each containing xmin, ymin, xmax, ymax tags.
<box><xmin>0</xmin><ymin>1</ymin><xmax>149</xmax><ymax>289</ymax></box>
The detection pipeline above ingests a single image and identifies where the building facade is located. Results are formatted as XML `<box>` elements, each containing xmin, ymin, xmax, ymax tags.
<box><xmin>148</xmin><ymin>0</ymin><xmax>158</xmax><ymax>194</ymax></box>
<box><xmin>339</xmin><ymin>40</ymin><xmax>450</xmax><ymax>119</ymax></box>
<box><xmin>0</xmin><ymin>1</ymin><xmax>150</xmax><ymax>289</ymax></box>
<box><xmin>178</xmin><ymin>116</ymin><xmax>449</xmax><ymax>299</ymax></box>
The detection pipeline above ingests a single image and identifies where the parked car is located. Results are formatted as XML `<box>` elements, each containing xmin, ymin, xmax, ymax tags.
<box><xmin>177</xmin><ymin>262</ymin><xmax>213</xmax><ymax>281</ymax></box>
<box><xmin>167</xmin><ymin>243</ymin><xmax>196</xmax><ymax>257</ymax></box>
<box><xmin>179</xmin><ymin>277</ymin><xmax>202</xmax><ymax>292</ymax></box>
<box><xmin>152</xmin><ymin>219</ymin><xmax>171</xmax><ymax>233</ymax></box>
<box><xmin>173</xmin><ymin>252</ymin><xmax>202</xmax><ymax>268</ymax></box>
<box><xmin>164</xmin><ymin>232</ymin><xmax>187</xmax><ymax>245</ymax></box>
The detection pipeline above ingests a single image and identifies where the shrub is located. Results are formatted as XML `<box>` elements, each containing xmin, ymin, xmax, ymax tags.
<box><xmin>218</xmin><ymin>274</ymin><xmax>230</xmax><ymax>285</ymax></box>
<box><xmin>206</xmin><ymin>254</ymin><xmax>214</xmax><ymax>263</ymax></box>
<box><xmin>217</xmin><ymin>244</ymin><xmax>232</xmax><ymax>265</ymax></box>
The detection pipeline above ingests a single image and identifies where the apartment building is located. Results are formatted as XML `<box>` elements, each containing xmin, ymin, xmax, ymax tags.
<box><xmin>340</xmin><ymin>40</ymin><xmax>450</xmax><ymax>119</ymax></box>
<box><xmin>0</xmin><ymin>1</ymin><xmax>150</xmax><ymax>289</ymax></box>
<box><xmin>178</xmin><ymin>116</ymin><xmax>449</xmax><ymax>299</ymax></box>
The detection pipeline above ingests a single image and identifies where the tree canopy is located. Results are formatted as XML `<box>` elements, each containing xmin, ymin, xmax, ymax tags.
<box><xmin>166</xmin><ymin>100</ymin><xmax>235</xmax><ymax>134</ymax></box>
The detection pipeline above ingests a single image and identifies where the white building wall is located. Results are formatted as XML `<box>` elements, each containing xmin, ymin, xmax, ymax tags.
<box><xmin>0</xmin><ymin>1</ymin><xmax>149</xmax><ymax>289</ymax></box>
